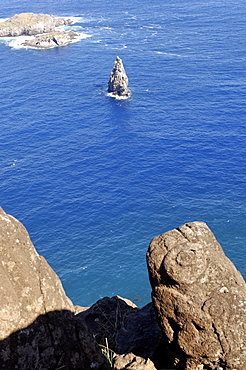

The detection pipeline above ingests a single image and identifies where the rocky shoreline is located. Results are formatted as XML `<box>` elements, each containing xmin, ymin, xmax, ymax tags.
<box><xmin>0</xmin><ymin>207</ymin><xmax>245</xmax><ymax>369</ymax></box>
<box><xmin>0</xmin><ymin>13</ymin><xmax>80</xmax><ymax>48</ymax></box>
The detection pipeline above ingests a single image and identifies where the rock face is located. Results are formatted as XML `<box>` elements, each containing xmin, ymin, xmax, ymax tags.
<box><xmin>0</xmin><ymin>207</ymin><xmax>109</xmax><ymax>370</ymax></box>
<box><xmin>108</xmin><ymin>56</ymin><xmax>131</xmax><ymax>99</ymax></box>
<box><xmin>0</xmin><ymin>13</ymin><xmax>72</xmax><ymax>37</ymax></box>
<box><xmin>146</xmin><ymin>221</ymin><xmax>246</xmax><ymax>370</ymax></box>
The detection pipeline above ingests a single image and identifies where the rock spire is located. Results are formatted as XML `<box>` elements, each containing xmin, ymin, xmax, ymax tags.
<box><xmin>108</xmin><ymin>56</ymin><xmax>131</xmax><ymax>99</ymax></box>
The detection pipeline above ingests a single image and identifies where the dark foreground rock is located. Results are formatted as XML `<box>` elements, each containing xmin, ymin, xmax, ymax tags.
<box><xmin>0</xmin><ymin>207</ymin><xmax>109</xmax><ymax>370</ymax></box>
<box><xmin>76</xmin><ymin>296</ymin><xmax>138</xmax><ymax>350</ymax></box>
<box><xmin>0</xmin><ymin>13</ymin><xmax>72</xmax><ymax>37</ymax></box>
<box><xmin>147</xmin><ymin>221</ymin><xmax>246</xmax><ymax>370</ymax></box>
<box><xmin>115</xmin><ymin>302</ymin><xmax>162</xmax><ymax>360</ymax></box>
<box><xmin>108</xmin><ymin>56</ymin><xmax>131</xmax><ymax>99</ymax></box>
<box><xmin>77</xmin><ymin>296</ymin><xmax>163</xmax><ymax>363</ymax></box>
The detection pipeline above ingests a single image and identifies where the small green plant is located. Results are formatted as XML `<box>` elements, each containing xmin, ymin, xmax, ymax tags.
<box><xmin>99</xmin><ymin>337</ymin><xmax>116</xmax><ymax>367</ymax></box>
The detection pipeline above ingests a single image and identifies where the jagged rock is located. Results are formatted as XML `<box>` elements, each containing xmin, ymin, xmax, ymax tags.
<box><xmin>113</xmin><ymin>353</ymin><xmax>157</xmax><ymax>370</ymax></box>
<box><xmin>76</xmin><ymin>296</ymin><xmax>137</xmax><ymax>350</ymax></box>
<box><xmin>116</xmin><ymin>302</ymin><xmax>162</xmax><ymax>360</ymax></box>
<box><xmin>108</xmin><ymin>56</ymin><xmax>131</xmax><ymax>99</ymax></box>
<box><xmin>0</xmin><ymin>207</ymin><xmax>110</xmax><ymax>370</ymax></box>
<box><xmin>22</xmin><ymin>30</ymin><xmax>79</xmax><ymax>49</ymax></box>
<box><xmin>146</xmin><ymin>221</ymin><xmax>246</xmax><ymax>370</ymax></box>
<box><xmin>0</xmin><ymin>13</ymin><xmax>73</xmax><ymax>37</ymax></box>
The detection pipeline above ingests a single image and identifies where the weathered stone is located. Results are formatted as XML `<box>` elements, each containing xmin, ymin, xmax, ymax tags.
<box><xmin>116</xmin><ymin>302</ymin><xmax>162</xmax><ymax>360</ymax></box>
<box><xmin>0</xmin><ymin>13</ymin><xmax>73</xmax><ymax>37</ymax></box>
<box><xmin>108</xmin><ymin>56</ymin><xmax>131</xmax><ymax>99</ymax></box>
<box><xmin>146</xmin><ymin>221</ymin><xmax>246</xmax><ymax>370</ymax></box>
<box><xmin>113</xmin><ymin>353</ymin><xmax>157</xmax><ymax>370</ymax></box>
<box><xmin>77</xmin><ymin>296</ymin><xmax>137</xmax><ymax>350</ymax></box>
<box><xmin>0</xmin><ymin>207</ymin><xmax>110</xmax><ymax>370</ymax></box>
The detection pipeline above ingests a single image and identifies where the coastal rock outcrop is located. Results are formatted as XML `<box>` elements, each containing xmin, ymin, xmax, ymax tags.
<box><xmin>108</xmin><ymin>56</ymin><xmax>131</xmax><ymax>99</ymax></box>
<box><xmin>0</xmin><ymin>13</ymin><xmax>72</xmax><ymax>37</ymax></box>
<box><xmin>146</xmin><ymin>221</ymin><xmax>246</xmax><ymax>370</ymax></box>
<box><xmin>0</xmin><ymin>13</ymin><xmax>80</xmax><ymax>49</ymax></box>
<box><xmin>22</xmin><ymin>30</ymin><xmax>79</xmax><ymax>49</ymax></box>
<box><xmin>0</xmin><ymin>207</ymin><xmax>109</xmax><ymax>370</ymax></box>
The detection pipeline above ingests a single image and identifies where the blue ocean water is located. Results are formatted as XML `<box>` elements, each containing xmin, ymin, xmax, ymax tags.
<box><xmin>0</xmin><ymin>0</ymin><xmax>245</xmax><ymax>307</ymax></box>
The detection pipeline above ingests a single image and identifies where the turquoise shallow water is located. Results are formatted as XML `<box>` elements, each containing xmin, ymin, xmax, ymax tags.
<box><xmin>0</xmin><ymin>0</ymin><xmax>245</xmax><ymax>307</ymax></box>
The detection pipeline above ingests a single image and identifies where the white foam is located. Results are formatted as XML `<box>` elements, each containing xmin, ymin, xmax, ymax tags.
<box><xmin>0</xmin><ymin>18</ymin><xmax>9</xmax><ymax>23</ymax></box>
<box><xmin>8</xmin><ymin>36</ymin><xmax>34</xmax><ymax>49</ymax></box>
<box><xmin>107</xmin><ymin>92</ymin><xmax>131</xmax><ymax>100</ymax></box>
<box><xmin>4</xmin><ymin>32</ymin><xmax>91</xmax><ymax>49</ymax></box>
<box><xmin>63</xmin><ymin>16</ymin><xmax>82</xmax><ymax>24</ymax></box>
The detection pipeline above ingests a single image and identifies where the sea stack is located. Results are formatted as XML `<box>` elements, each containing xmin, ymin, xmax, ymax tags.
<box><xmin>108</xmin><ymin>56</ymin><xmax>131</xmax><ymax>99</ymax></box>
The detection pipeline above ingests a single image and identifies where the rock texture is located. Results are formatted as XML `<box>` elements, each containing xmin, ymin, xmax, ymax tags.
<box><xmin>114</xmin><ymin>353</ymin><xmax>157</xmax><ymax>370</ymax></box>
<box><xmin>0</xmin><ymin>13</ymin><xmax>72</xmax><ymax>37</ymax></box>
<box><xmin>108</xmin><ymin>56</ymin><xmax>131</xmax><ymax>99</ymax></box>
<box><xmin>146</xmin><ymin>221</ymin><xmax>246</xmax><ymax>370</ymax></box>
<box><xmin>0</xmin><ymin>207</ymin><xmax>109</xmax><ymax>370</ymax></box>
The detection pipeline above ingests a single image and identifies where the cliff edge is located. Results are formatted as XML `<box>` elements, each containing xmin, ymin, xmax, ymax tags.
<box><xmin>0</xmin><ymin>207</ymin><xmax>245</xmax><ymax>370</ymax></box>
<box><xmin>0</xmin><ymin>207</ymin><xmax>109</xmax><ymax>370</ymax></box>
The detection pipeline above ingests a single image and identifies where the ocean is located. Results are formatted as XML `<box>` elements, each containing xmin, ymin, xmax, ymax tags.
<box><xmin>0</xmin><ymin>0</ymin><xmax>245</xmax><ymax>307</ymax></box>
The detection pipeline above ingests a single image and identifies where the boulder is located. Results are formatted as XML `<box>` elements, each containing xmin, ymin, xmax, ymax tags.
<box><xmin>146</xmin><ymin>221</ymin><xmax>246</xmax><ymax>370</ymax></box>
<box><xmin>108</xmin><ymin>56</ymin><xmax>131</xmax><ymax>99</ymax></box>
<box><xmin>113</xmin><ymin>353</ymin><xmax>157</xmax><ymax>370</ymax></box>
<box><xmin>0</xmin><ymin>13</ymin><xmax>73</xmax><ymax>37</ymax></box>
<box><xmin>0</xmin><ymin>207</ymin><xmax>110</xmax><ymax>370</ymax></box>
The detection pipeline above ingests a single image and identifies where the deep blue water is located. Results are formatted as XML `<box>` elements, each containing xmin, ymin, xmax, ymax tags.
<box><xmin>0</xmin><ymin>0</ymin><xmax>245</xmax><ymax>307</ymax></box>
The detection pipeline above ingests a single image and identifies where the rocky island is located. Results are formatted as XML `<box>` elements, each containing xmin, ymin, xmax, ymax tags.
<box><xmin>108</xmin><ymin>56</ymin><xmax>131</xmax><ymax>99</ymax></box>
<box><xmin>0</xmin><ymin>13</ymin><xmax>80</xmax><ymax>48</ymax></box>
<box><xmin>0</xmin><ymin>207</ymin><xmax>245</xmax><ymax>369</ymax></box>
